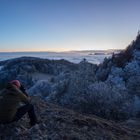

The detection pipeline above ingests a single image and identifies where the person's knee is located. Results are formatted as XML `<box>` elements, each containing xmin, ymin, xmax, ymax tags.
<box><xmin>21</xmin><ymin>103</ymin><xmax>34</xmax><ymax>111</ymax></box>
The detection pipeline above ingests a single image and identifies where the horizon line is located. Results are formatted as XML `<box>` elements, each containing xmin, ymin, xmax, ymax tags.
<box><xmin>0</xmin><ymin>48</ymin><xmax>123</xmax><ymax>53</ymax></box>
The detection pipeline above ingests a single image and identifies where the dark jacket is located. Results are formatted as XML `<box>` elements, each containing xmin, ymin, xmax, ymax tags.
<box><xmin>0</xmin><ymin>83</ymin><xmax>30</xmax><ymax>122</ymax></box>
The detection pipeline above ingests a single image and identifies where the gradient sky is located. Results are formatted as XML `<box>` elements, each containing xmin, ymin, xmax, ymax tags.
<box><xmin>0</xmin><ymin>0</ymin><xmax>140</xmax><ymax>52</ymax></box>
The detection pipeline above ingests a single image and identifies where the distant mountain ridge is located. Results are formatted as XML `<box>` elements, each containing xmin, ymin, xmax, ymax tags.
<box><xmin>0</xmin><ymin>49</ymin><xmax>121</xmax><ymax>53</ymax></box>
<box><xmin>68</xmin><ymin>49</ymin><xmax>122</xmax><ymax>55</ymax></box>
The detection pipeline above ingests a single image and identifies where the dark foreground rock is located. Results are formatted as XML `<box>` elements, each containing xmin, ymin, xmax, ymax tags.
<box><xmin>0</xmin><ymin>96</ymin><xmax>140</xmax><ymax>140</ymax></box>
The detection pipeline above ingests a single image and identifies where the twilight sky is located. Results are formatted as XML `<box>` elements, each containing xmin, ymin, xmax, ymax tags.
<box><xmin>0</xmin><ymin>0</ymin><xmax>140</xmax><ymax>52</ymax></box>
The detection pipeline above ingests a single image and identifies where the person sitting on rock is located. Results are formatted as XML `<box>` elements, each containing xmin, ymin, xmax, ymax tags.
<box><xmin>0</xmin><ymin>80</ymin><xmax>37</xmax><ymax>126</ymax></box>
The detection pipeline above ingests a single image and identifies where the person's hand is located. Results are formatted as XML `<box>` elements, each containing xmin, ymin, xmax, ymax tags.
<box><xmin>20</xmin><ymin>84</ymin><xmax>26</xmax><ymax>93</ymax></box>
<box><xmin>20</xmin><ymin>84</ymin><xmax>29</xmax><ymax>97</ymax></box>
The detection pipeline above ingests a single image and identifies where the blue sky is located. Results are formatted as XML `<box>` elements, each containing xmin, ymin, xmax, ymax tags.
<box><xmin>0</xmin><ymin>0</ymin><xmax>140</xmax><ymax>52</ymax></box>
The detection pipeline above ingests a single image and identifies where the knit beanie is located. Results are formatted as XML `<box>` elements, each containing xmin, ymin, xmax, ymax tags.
<box><xmin>10</xmin><ymin>80</ymin><xmax>21</xmax><ymax>89</ymax></box>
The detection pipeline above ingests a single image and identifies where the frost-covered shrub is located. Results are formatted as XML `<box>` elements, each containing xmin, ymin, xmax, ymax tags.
<box><xmin>62</xmin><ymin>62</ymin><xmax>97</xmax><ymax>96</ymax></box>
<box><xmin>59</xmin><ymin>62</ymin><xmax>96</xmax><ymax>107</ymax></box>
<box><xmin>107</xmin><ymin>75</ymin><xmax>126</xmax><ymax>89</ymax></box>
<box><xmin>59</xmin><ymin>79</ymin><xmax>133</xmax><ymax>120</ymax></box>
<box><xmin>21</xmin><ymin>64</ymin><xmax>36</xmax><ymax>73</ymax></box>
<box><xmin>124</xmin><ymin>61</ymin><xmax>140</xmax><ymax>80</ymax></box>
<box><xmin>70</xmin><ymin>82</ymin><xmax>132</xmax><ymax>120</ymax></box>
<box><xmin>124</xmin><ymin>60</ymin><xmax>140</xmax><ymax>96</ymax></box>
<box><xmin>110</xmin><ymin>67</ymin><xmax>124</xmax><ymax>77</ymax></box>
<box><xmin>28</xmin><ymin>80</ymin><xmax>52</xmax><ymax>97</ymax></box>
<box><xmin>133</xmin><ymin>51</ymin><xmax>140</xmax><ymax>61</ymax></box>
<box><xmin>78</xmin><ymin>60</ymin><xmax>97</xmax><ymax>82</ymax></box>
<box><xmin>64</xmin><ymin>72</ymin><xmax>90</xmax><ymax>97</ymax></box>
<box><xmin>126</xmin><ymin>76</ymin><xmax>140</xmax><ymax>95</ymax></box>
<box><xmin>96</xmin><ymin>67</ymin><xmax>110</xmax><ymax>81</ymax></box>
<box><xmin>107</xmin><ymin>67</ymin><xmax>125</xmax><ymax>90</ymax></box>
<box><xmin>52</xmin><ymin>72</ymin><xmax>70</xmax><ymax>83</ymax></box>
<box><xmin>131</xmin><ymin>95</ymin><xmax>140</xmax><ymax>117</ymax></box>
<box><xmin>46</xmin><ymin>80</ymin><xmax>69</xmax><ymax>103</ymax></box>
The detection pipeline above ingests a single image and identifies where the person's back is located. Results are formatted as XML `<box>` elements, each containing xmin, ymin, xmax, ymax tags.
<box><xmin>0</xmin><ymin>83</ymin><xmax>29</xmax><ymax>122</ymax></box>
<box><xmin>0</xmin><ymin>80</ymin><xmax>37</xmax><ymax>126</ymax></box>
